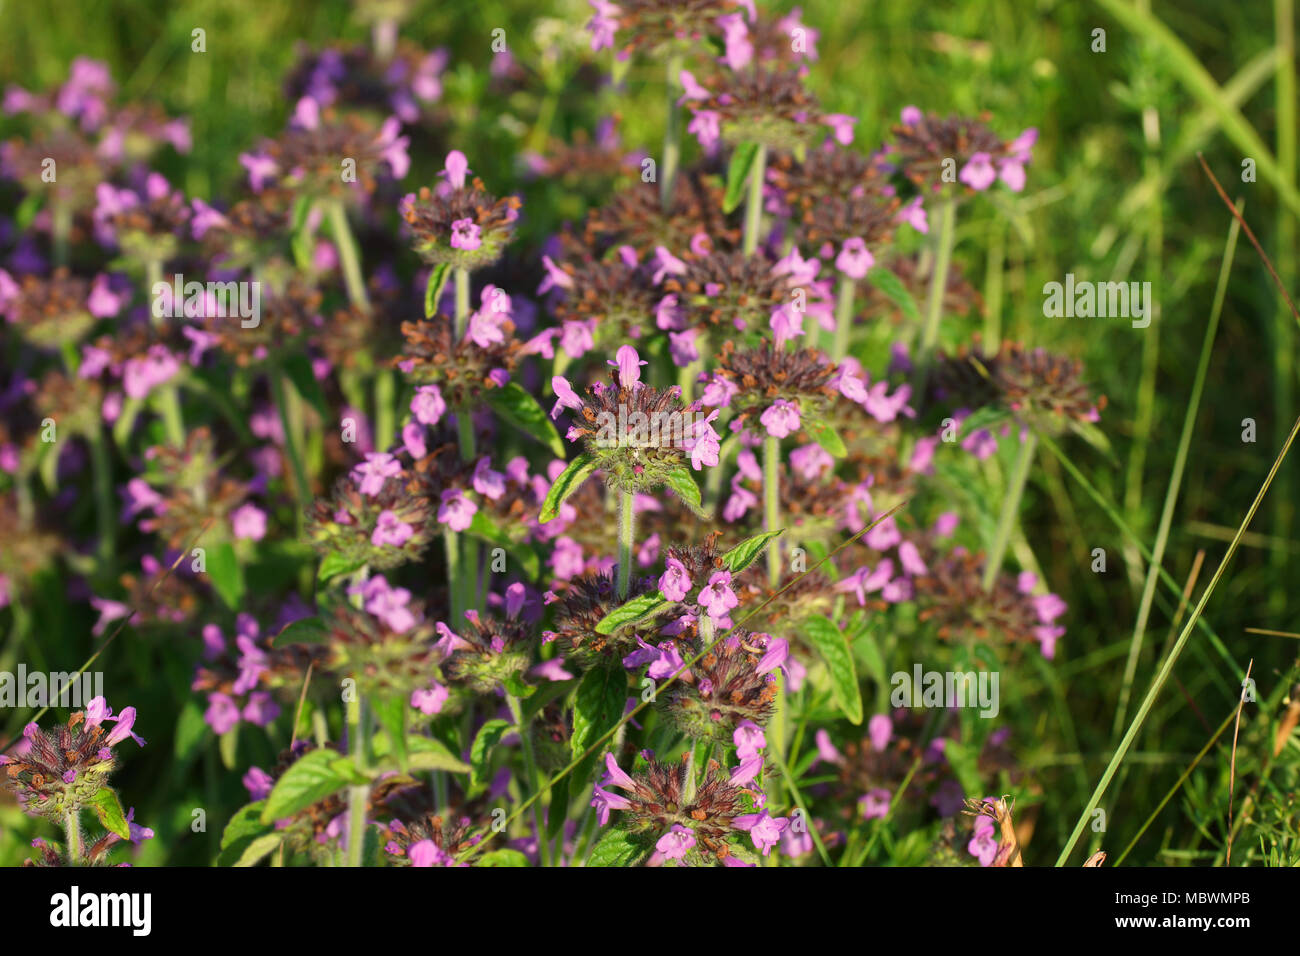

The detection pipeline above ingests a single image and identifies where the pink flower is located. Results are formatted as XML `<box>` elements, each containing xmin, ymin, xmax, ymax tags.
<box><xmin>860</xmin><ymin>788</ymin><xmax>891</xmax><ymax>819</ymax></box>
<box><xmin>733</xmin><ymin>811</ymin><xmax>788</xmax><ymax>856</ymax></box>
<box><xmin>442</xmin><ymin>149</ymin><xmax>470</xmax><ymax>190</ymax></box>
<box><xmin>733</xmin><ymin>720</ymin><xmax>766</xmax><ymax>759</ymax></box>
<box><xmin>450</xmin><ymin>217</ymin><xmax>481</xmax><ymax>250</ymax></box>
<box><xmin>656</xmin><ymin>824</ymin><xmax>696</xmax><ymax>861</ymax></box>
<box><xmin>372</xmin><ymin>510</ymin><xmax>414</xmax><ymax>547</ymax></box>
<box><xmin>436</xmin><ymin>488</ymin><xmax>477</xmax><ymax>532</ymax></box>
<box><xmin>697</xmin><ymin>570</ymin><xmax>738</xmax><ymax>621</ymax></box>
<box><xmin>612</xmin><ymin>344</ymin><xmax>646</xmax><ymax>388</ymax></box>
<box><xmin>230</xmin><ymin>503</ymin><xmax>267</xmax><ymax>541</ymax></box>
<box><xmin>823</xmin><ymin>113</ymin><xmax>856</xmax><ymax>145</ymax></box>
<box><xmin>959</xmin><ymin>151</ymin><xmax>997</xmax><ymax>191</ymax></box>
<box><xmin>868</xmin><ymin>713</ymin><xmax>892</xmax><ymax>751</ymax></box>
<box><xmin>550</xmin><ymin>376</ymin><xmax>585</xmax><ymax>420</ymax></box>
<box><xmin>759</xmin><ymin>399</ymin><xmax>801</xmax><ymax>438</ymax></box>
<box><xmin>411</xmin><ymin>384</ymin><xmax>446</xmax><ymax>425</ymax></box>
<box><xmin>835</xmin><ymin>237</ymin><xmax>874</xmax><ymax>279</ymax></box>
<box><xmin>659</xmin><ymin>557</ymin><xmax>692</xmax><ymax>602</ymax></box>
<box><xmin>352</xmin><ymin>452</ymin><xmax>402</xmax><ymax>496</ymax></box>
<box><xmin>968</xmin><ymin>814</ymin><xmax>998</xmax><ymax>866</ymax></box>
<box><xmin>897</xmin><ymin>196</ymin><xmax>928</xmax><ymax>233</ymax></box>
<box><xmin>411</xmin><ymin>682</ymin><xmax>449</xmax><ymax>714</ymax></box>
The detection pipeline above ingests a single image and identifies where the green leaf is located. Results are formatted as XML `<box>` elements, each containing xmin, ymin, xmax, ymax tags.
<box><xmin>595</xmin><ymin>592</ymin><xmax>670</xmax><ymax>635</ymax></box>
<box><xmin>539</xmin><ymin>453</ymin><xmax>598</xmax><ymax>523</ymax></box>
<box><xmin>723</xmin><ymin>142</ymin><xmax>761</xmax><ymax>214</ymax></box>
<box><xmin>801</xmin><ymin>618</ymin><xmax>863</xmax><ymax>724</ymax></box>
<box><xmin>803</xmin><ymin>418</ymin><xmax>847</xmax><ymax>458</ymax></box>
<box><xmin>272</xmin><ymin>615</ymin><xmax>330</xmax><ymax>648</ymax></box>
<box><xmin>547</xmin><ymin>775</ymin><xmax>571</xmax><ymax>840</ymax></box>
<box><xmin>318</xmin><ymin>552</ymin><xmax>366</xmax><ymax>583</ymax></box>
<box><xmin>219</xmin><ymin>725</ymin><xmax>240</xmax><ymax>770</ymax></box>
<box><xmin>172</xmin><ymin>699</ymin><xmax>209</xmax><ymax>765</ymax></box>
<box><xmin>663</xmin><ymin>465</ymin><xmax>708</xmax><ymax>517</ymax></box>
<box><xmin>425</xmin><ymin>263</ymin><xmax>452</xmax><ymax>318</ymax></box>
<box><xmin>485</xmin><ymin>381</ymin><xmax>565</xmax><ymax>456</ymax></box>
<box><xmin>373</xmin><ymin>696</ymin><xmax>409</xmax><ymax>771</ymax></box>
<box><xmin>957</xmin><ymin>405</ymin><xmax>1010</xmax><ymax>440</ymax></box>
<box><xmin>866</xmin><ymin>265</ymin><xmax>921</xmax><ymax>324</ymax></box>
<box><xmin>720</xmin><ymin>529</ymin><xmax>785</xmax><ymax>574</ymax></box>
<box><xmin>846</xmin><ymin>613</ymin><xmax>887</xmax><ymax>687</ymax></box>
<box><xmin>233</xmin><ymin>832</ymin><xmax>286</xmax><ymax>868</ymax></box>
<box><xmin>587</xmin><ymin>827</ymin><xmax>653</xmax><ymax>867</ymax></box>
<box><xmin>207</xmin><ymin>541</ymin><xmax>245</xmax><ymax>610</ymax></box>
<box><xmin>89</xmin><ymin>787</ymin><xmax>130</xmax><ymax>841</ymax></box>
<box><xmin>477</xmin><ymin>848</ymin><xmax>530</xmax><ymax>867</ymax></box>
<box><xmin>407</xmin><ymin>736</ymin><xmax>470</xmax><ymax>773</ymax></box>
<box><xmin>467</xmin><ymin>510</ymin><xmax>541</xmax><ymax>579</ymax></box>
<box><xmin>261</xmin><ymin>749</ymin><xmax>353</xmax><ymax>823</ymax></box>
<box><xmin>281</xmin><ymin>353</ymin><xmax>328</xmax><ymax>418</ymax></box>
<box><xmin>941</xmin><ymin>737</ymin><xmax>983</xmax><ymax>801</ymax></box>
<box><xmin>470</xmin><ymin>718</ymin><xmax>512</xmax><ymax>789</ymax></box>
<box><xmin>571</xmin><ymin>668</ymin><xmax>628</xmax><ymax>760</ymax></box>
<box><xmin>220</xmin><ymin>801</ymin><xmax>271</xmax><ymax>851</ymax></box>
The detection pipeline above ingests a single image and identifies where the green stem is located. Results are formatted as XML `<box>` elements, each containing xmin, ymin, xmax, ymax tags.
<box><xmin>373</xmin><ymin>370</ymin><xmax>395</xmax><ymax>453</ymax></box>
<box><xmin>508</xmin><ymin>695</ymin><xmax>551</xmax><ymax>867</ymax></box>
<box><xmin>704</xmin><ymin>432</ymin><xmax>739</xmax><ymax>513</ymax></box>
<box><xmin>64</xmin><ymin>809</ymin><xmax>81</xmax><ymax>865</ymax></box>
<box><xmin>443</xmin><ymin>526</ymin><xmax>462</xmax><ymax>622</ymax></box>
<box><xmin>661</xmin><ymin>53</ymin><xmax>683</xmax><ymax>211</ymax></box>
<box><xmin>270</xmin><ymin>366</ymin><xmax>311</xmax><ymax>516</ymax></box>
<box><xmin>454</xmin><ymin>267</ymin><xmax>471</xmax><ymax>341</ymax></box>
<box><xmin>981</xmin><ymin>432</ymin><xmax>1037</xmax><ymax>591</ymax></box>
<box><xmin>763</xmin><ymin>435</ymin><xmax>781</xmax><ymax>587</ymax></box>
<box><xmin>617</xmin><ymin>488</ymin><xmax>635</xmax><ymax>600</ymax></box>
<box><xmin>831</xmin><ymin>277</ymin><xmax>856</xmax><ymax>361</ymax></box>
<box><xmin>918</xmin><ymin>199</ymin><xmax>957</xmax><ymax>363</ymax></box>
<box><xmin>346</xmin><ymin>691</ymin><xmax>368</xmax><ymax>867</ymax></box>
<box><xmin>742</xmin><ymin>144</ymin><xmax>768</xmax><ymax>257</ymax></box>
<box><xmin>329</xmin><ymin>201</ymin><xmax>370</xmax><ymax>313</ymax></box>
<box><xmin>88</xmin><ymin>431</ymin><xmax>114</xmax><ymax>565</ymax></box>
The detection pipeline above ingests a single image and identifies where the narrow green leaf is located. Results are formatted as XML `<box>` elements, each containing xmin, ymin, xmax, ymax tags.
<box><xmin>723</xmin><ymin>142</ymin><xmax>761</xmax><ymax>213</ymax></box>
<box><xmin>261</xmin><ymin>749</ymin><xmax>353</xmax><ymax>823</ymax></box>
<box><xmin>801</xmin><ymin>617</ymin><xmax>863</xmax><ymax>724</ymax></box>
<box><xmin>425</xmin><ymin>263</ymin><xmax>452</xmax><ymax>318</ymax></box>
<box><xmin>720</xmin><ymin>529</ymin><xmax>785</xmax><ymax>574</ymax></box>
<box><xmin>90</xmin><ymin>787</ymin><xmax>130</xmax><ymax>841</ymax></box>
<box><xmin>866</xmin><ymin>265</ymin><xmax>921</xmax><ymax>324</ymax></box>
<box><xmin>486</xmin><ymin>381</ymin><xmax>566</xmax><ymax>456</ymax></box>
<box><xmin>539</xmin><ymin>453</ymin><xmax>598</xmax><ymax>523</ymax></box>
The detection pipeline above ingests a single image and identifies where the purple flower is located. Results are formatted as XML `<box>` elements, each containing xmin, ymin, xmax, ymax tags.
<box><xmin>823</xmin><ymin>113</ymin><xmax>857</xmax><ymax>145</ymax></box>
<box><xmin>759</xmin><ymin>399</ymin><xmax>801</xmax><ymax>439</ymax></box>
<box><xmin>437</xmin><ymin>488</ymin><xmax>477</xmax><ymax>532</ymax></box>
<box><xmin>835</xmin><ymin>237</ymin><xmax>874</xmax><ymax>279</ymax></box>
<box><xmin>372</xmin><ymin>510</ymin><xmax>414</xmax><ymax>547</ymax></box>
<box><xmin>611</xmin><ymin>344</ymin><xmax>646</xmax><ymax>388</ymax></box>
<box><xmin>242</xmin><ymin>691</ymin><xmax>280</xmax><ymax>727</ymax></box>
<box><xmin>352</xmin><ymin>452</ymin><xmax>402</xmax><ymax>496</ymax></box>
<box><xmin>442</xmin><ymin>150</ymin><xmax>470</xmax><ymax>190</ymax></box>
<box><xmin>550</xmin><ymin>376</ymin><xmax>585</xmax><ymax>420</ymax></box>
<box><xmin>658</xmin><ymin>557</ymin><xmax>692</xmax><ymax>602</ymax></box>
<box><xmin>733</xmin><ymin>720</ymin><xmax>766</xmax><ymax>759</ymax></box>
<box><xmin>770</xmin><ymin>305</ymin><xmax>804</xmax><ymax>349</ymax></box>
<box><xmin>104</xmin><ymin>706</ymin><xmax>146</xmax><ymax>747</ymax></box>
<box><xmin>959</xmin><ymin>152</ymin><xmax>997</xmax><ymax>191</ymax></box>
<box><xmin>656</xmin><ymin>824</ymin><xmax>696</xmax><ymax>861</ymax></box>
<box><xmin>687</xmin><ymin>110</ymin><xmax>721</xmax><ymax>153</ymax></box>
<box><xmin>868</xmin><ymin>713</ymin><xmax>892</xmax><ymax>751</ymax></box>
<box><xmin>860</xmin><ymin>788</ymin><xmax>891</xmax><ymax>820</ymax></box>
<box><xmin>898</xmin><ymin>196</ymin><xmax>928</xmax><ymax>233</ymax></box>
<box><xmin>230</xmin><ymin>502</ymin><xmax>267</xmax><ymax>541</ymax></box>
<box><xmin>243</xmin><ymin>766</ymin><xmax>274</xmax><ymax>801</ymax></box>
<box><xmin>697</xmin><ymin>570</ymin><xmax>738</xmax><ymax>622</ymax></box>
<box><xmin>411</xmin><ymin>682</ymin><xmax>449</xmax><ymax>714</ymax></box>
<box><xmin>411</xmin><ymin>384</ymin><xmax>446</xmax><ymax>425</ymax></box>
<box><xmin>472</xmin><ymin>458</ymin><xmax>506</xmax><ymax>499</ymax></box>
<box><xmin>359</xmin><ymin>577</ymin><xmax>417</xmax><ymax>633</ymax></box>
<box><xmin>733</xmin><ymin>811</ymin><xmax>788</xmax><ymax>856</ymax></box>
<box><xmin>968</xmin><ymin>814</ymin><xmax>998</xmax><ymax>866</ymax></box>
<box><xmin>450</xmin><ymin>217</ymin><xmax>482</xmax><ymax>251</ymax></box>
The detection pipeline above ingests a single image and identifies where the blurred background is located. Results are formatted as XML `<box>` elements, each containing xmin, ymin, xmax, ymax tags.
<box><xmin>1</xmin><ymin>0</ymin><xmax>1297</xmax><ymax>865</ymax></box>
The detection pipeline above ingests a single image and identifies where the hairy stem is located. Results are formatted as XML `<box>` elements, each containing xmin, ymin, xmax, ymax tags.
<box><xmin>918</xmin><ymin>199</ymin><xmax>956</xmax><ymax>363</ymax></box>
<box><xmin>831</xmin><ymin>276</ymin><xmax>857</xmax><ymax>361</ymax></box>
<box><xmin>763</xmin><ymin>435</ymin><xmax>781</xmax><ymax>587</ymax></box>
<box><xmin>346</xmin><ymin>691</ymin><xmax>368</xmax><ymax>867</ymax></box>
<box><xmin>617</xmin><ymin>488</ymin><xmax>635</xmax><ymax>600</ymax></box>
<box><xmin>64</xmin><ymin>809</ymin><xmax>81</xmax><ymax>865</ymax></box>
